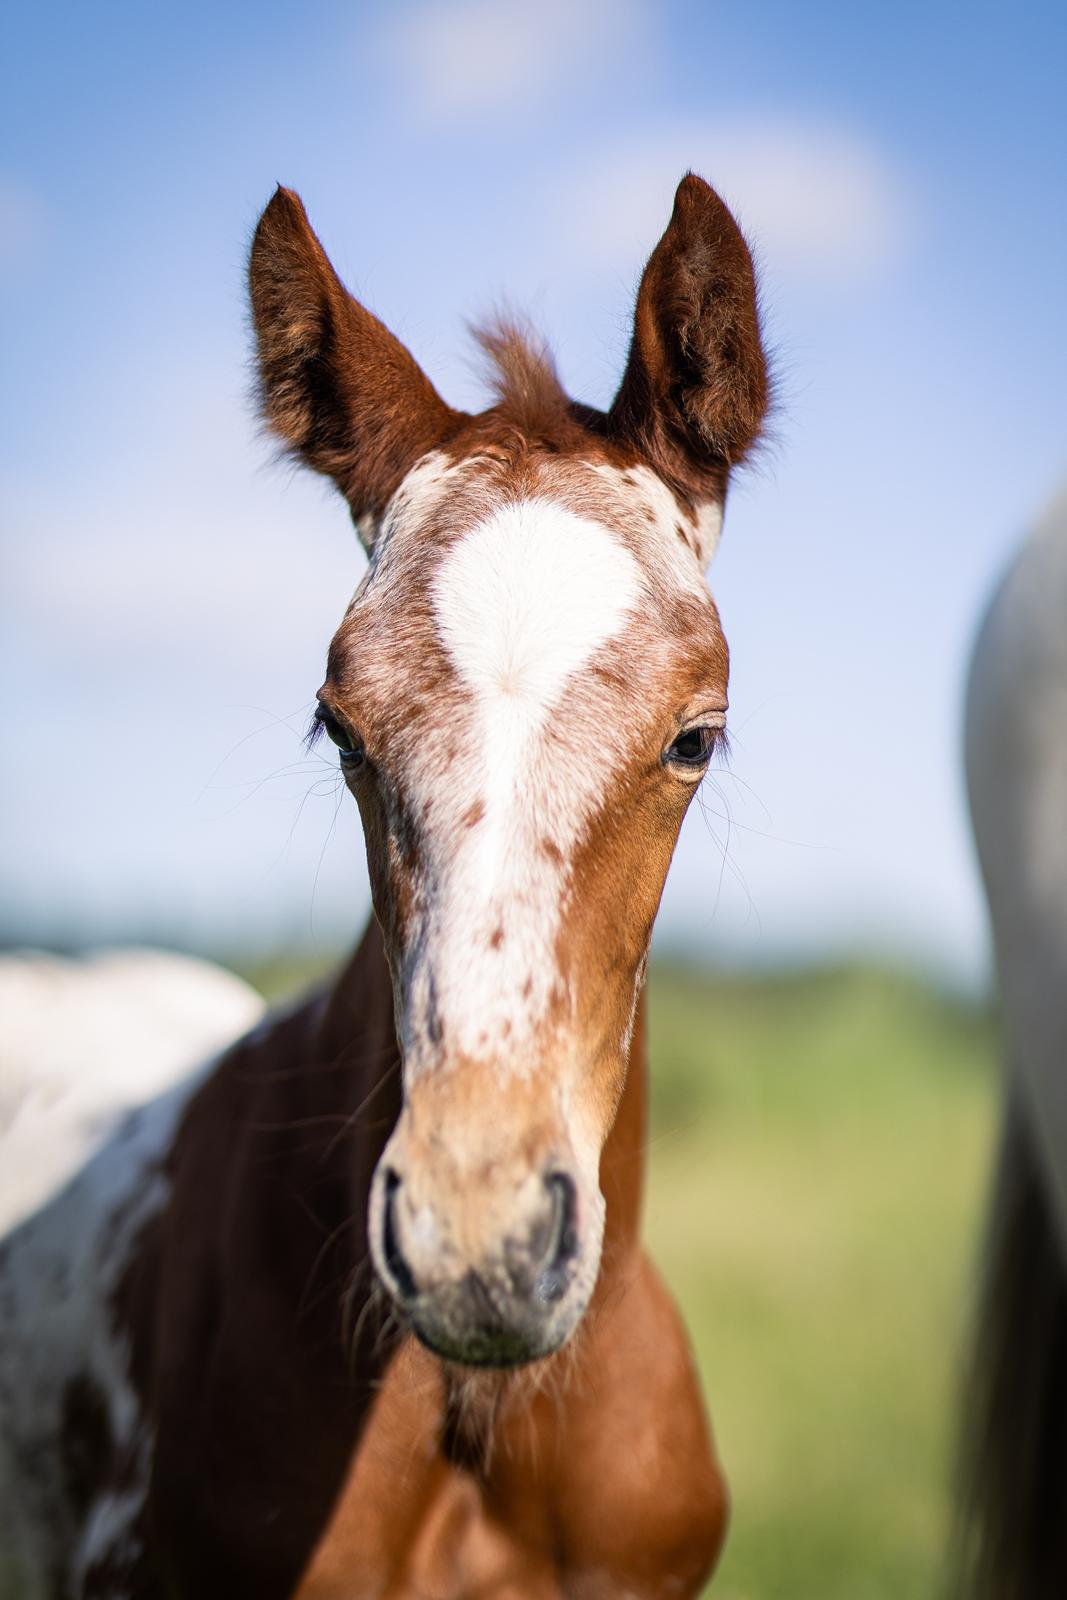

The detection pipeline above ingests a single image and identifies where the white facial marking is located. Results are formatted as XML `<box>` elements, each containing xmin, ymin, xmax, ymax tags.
<box><xmin>420</xmin><ymin>498</ymin><xmax>641</xmax><ymax>1065</ymax></box>
<box><xmin>355</xmin><ymin>449</ymin><xmax>463</xmax><ymax>564</ymax></box>
<box><xmin>434</xmin><ymin>497</ymin><xmax>639</xmax><ymax>757</ymax></box>
<box><xmin>587</xmin><ymin>462</ymin><xmax>721</xmax><ymax>585</ymax></box>
<box><xmin>694</xmin><ymin>498</ymin><xmax>725</xmax><ymax>566</ymax></box>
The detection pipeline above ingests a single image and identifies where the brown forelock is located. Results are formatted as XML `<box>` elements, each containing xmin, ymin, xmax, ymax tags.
<box><xmin>248</xmin><ymin>186</ymin><xmax>468</xmax><ymax>523</ymax></box>
<box><xmin>605</xmin><ymin>172</ymin><xmax>770</xmax><ymax>502</ymax></box>
<box><xmin>471</xmin><ymin>317</ymin><xmax>574</xmax><ymax>440</ymax></box>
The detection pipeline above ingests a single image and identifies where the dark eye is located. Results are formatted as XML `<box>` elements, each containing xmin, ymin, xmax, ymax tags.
<box><xmin>314</xmin><ymin>708</ymin><xmax>365</xmax><ymax>769</ymax></box>
<box><xmin>664</xmin><ymin>725</ymin><xmax>719</xmax><ymax>769</ymax></box>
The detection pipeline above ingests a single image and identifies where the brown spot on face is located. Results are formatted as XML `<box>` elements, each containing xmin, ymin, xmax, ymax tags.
<box><xmin>676</xmin><ymin>522</ymin><xmax>692</xmax><ymax>547</ymax></box>
<box><xmin>463</xmin><ymin>800</ymin><xmax>485</xmax><ymax>829</ymax></box>
<box><xmin>489</xmin><ymin>926</ymin><xmax>505</xmax><ymax>950</ymax></box>
<box><xmin>590</xmin><ymin>662</ymin><xmax>627</xmax><ymax>691</ymax></box>
<box><xmin>540</xmin><ymin>837</ymin><xmax>563</xmax><ymax>866</ymax></box>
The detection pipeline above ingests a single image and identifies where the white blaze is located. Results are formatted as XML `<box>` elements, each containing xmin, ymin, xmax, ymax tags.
<box><xmin>426</xmin><ymin>498</ymin><xmax>641</xmax><ymax>1063</ymax></box>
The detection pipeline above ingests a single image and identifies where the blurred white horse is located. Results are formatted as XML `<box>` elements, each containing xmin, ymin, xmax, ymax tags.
<box><xmin>0</xmin><ymin>952</ymin><xmax>263</xmax><ymax>1235</ymax></box>
<box><xmin>961</xmin><ymin>480</ymin><xmax>1067</xmax><ymax>1596</ymax></box>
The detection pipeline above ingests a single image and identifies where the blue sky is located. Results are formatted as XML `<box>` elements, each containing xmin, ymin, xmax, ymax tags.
<box><xmin>2</xmin><ymin>0</ymin><xmax>1065</xmax><ymax>982</ymax></box>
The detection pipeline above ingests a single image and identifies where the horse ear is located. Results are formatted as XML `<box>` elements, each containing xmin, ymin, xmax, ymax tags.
<box><xmin>608</xmin><ymin>174</ymin><xmax>769</xmax><ymax>563</ymax></box>
<box><xmin>249</xmin><ymin>187</ymin><xmax>466</xmax><ymax>549</ymax></box>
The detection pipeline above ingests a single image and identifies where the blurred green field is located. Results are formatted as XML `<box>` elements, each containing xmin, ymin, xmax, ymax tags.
<box><xmin>644</xmin><ymin>965</ymin><xmax>998</xmax><ymax>1600</ymax></box>
<box><xmin>246</xmin><ymin>955</ymin><xmax>998</xmax><ymax>1598</ymax></box>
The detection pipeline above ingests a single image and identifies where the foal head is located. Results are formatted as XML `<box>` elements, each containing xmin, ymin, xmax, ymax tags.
<box><xmin>249</xmin><ymin>175</ymin><xmax>768</xmax><ymax>1366</ymax></box>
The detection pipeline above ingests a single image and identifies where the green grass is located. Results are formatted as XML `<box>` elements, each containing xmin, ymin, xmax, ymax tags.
<box><xmin>240</xmin><ymin>952</ymin><xmax>999</xmax><ymax>1596</ymax></box>
<box><xmin>644</xmin><ymin>965</ymin><xmax>998</xmax><ymax>1600</ymax></box>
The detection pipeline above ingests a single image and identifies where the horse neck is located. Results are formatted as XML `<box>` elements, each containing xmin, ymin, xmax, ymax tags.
<box><xmin>220</xmin><ymin>921</ymin><xmax>404</xmax><ymax>1272</ymax></box>
<box><xmin>599</xmin><ymin>986</ymin><xmax>649</xmax><ymax>1256</ymax></box>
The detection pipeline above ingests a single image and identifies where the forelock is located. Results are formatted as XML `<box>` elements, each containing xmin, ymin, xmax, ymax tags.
<box><xmin>471</xmin><ymin>318</ymin><xmax>574</xmax><ymax>441</ymax></box>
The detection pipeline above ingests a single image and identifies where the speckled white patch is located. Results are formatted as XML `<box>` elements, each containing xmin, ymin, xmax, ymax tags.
<box><xmin>589</xmin><ymin>461</ymin><xmax>723</xmax><ymax>580</ymax></box>
<box><xmin>0</xmin><ymin>952</ymin><xmax>263</xmax><ymax>1596</ymax></box>
<box><xmin>353</xmin><ymin>448</ymin><xmax>462</xmax><ymax>560</ymax></box>
<box><xmin>414</xmin><ymin>499</ymin><xmax>640</xmax><ymax>1067</ymax></box>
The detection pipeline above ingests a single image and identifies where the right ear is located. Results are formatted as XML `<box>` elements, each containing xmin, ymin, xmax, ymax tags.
<box><xmin>249</xmin><ymin>187</ymin><xmax>466</xmax><ymax>548</ymax></box>
<box><xmin>607</xmin><ymin>174</ymin><xmax>769</xmax><ymax>548</ymax></box>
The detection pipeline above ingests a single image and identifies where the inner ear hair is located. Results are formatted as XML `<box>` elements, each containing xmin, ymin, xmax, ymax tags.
<box><xmin>607</xmin><ymin>172</ymin><xmax>770</xmax><ymax>506</ymax></box>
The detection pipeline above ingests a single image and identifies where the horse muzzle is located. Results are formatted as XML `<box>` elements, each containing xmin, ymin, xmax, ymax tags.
<box><xmin>368</xmin><ymin>1149</ymin><xmax>598</xmax><ymax>1367</ymax></box>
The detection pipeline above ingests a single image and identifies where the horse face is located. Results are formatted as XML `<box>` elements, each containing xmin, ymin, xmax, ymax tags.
<box><xmin>321</xmin><ymin>455</ymin><xmax>729</xmax><ymax>1362</ymax></box>
<box><xmin>249</xmin><ymin>176</ymin><xmax>767</xmax><ymax>1365</ymax></box>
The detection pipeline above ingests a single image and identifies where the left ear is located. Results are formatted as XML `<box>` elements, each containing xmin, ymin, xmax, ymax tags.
<box><xmin>608</xmin><ymin>173</ymin><xmax>769</xmax><ymax>565</ymax></box>
<box><xmin>248</xmin><ymin>186</ymin><xmax>467</xmax><ymax>549</ymax></box>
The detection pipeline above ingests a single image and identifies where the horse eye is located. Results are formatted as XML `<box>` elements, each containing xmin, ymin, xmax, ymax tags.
<box><xmin>315</xmin><ymin>709</ymin><xmax>365</xmax><ymax>768</ymax></box>
<box><xmin>665</xmin><ymin>726</ymin><xmax>717</xmax><ymax>768</ymax></box>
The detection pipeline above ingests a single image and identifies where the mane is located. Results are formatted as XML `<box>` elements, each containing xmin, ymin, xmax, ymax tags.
<box><xmin>471</xmin><ymin>317</ymin><xmax>576</xmax><ymax>439</ymax></box>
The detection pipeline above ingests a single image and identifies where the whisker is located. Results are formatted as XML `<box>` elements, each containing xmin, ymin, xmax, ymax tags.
<box><xmin>195</xmin><ymin>701</ymin><xmax>318</xmax><ymax>804</ymax></box>
<box><xmin>321</xmin><ymin>1060</ymin><xmax>403</xmax><ymax>1166</ymax></box>
<box><xmin>296</xmin><ymin>1214</ymin><xmax>362</xmax><ymax>1327</ymax></box>
<box><xmin>308</xmin><ymin>783</ymin><xmax>347</xmax><ymax>941</ymax></box>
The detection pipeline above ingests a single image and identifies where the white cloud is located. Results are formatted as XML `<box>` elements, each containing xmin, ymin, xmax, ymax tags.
<box><xmin>379</xmin><ymin>0</ymin><xmax>648</xmax><ymax>121</ymax></box>
<box><xmin>554</xmin><ymin>117</ymin><xmax>917</xmax><ymax>286</ymax></box>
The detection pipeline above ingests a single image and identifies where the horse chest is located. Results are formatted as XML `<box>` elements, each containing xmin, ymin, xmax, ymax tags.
<box><xmin>292</xmin><ymin>1340</ymin><xmax>558</xmax><ymax>1600</ymax></box>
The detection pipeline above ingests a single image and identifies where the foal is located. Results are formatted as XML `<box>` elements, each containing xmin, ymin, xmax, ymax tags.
<box><xmin>0</xmin><ymin>173</ymin><xmax>768</xmax><ymax>1597</ymax></box>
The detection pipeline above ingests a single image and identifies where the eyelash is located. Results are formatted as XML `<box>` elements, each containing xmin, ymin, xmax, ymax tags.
<box><xmin>304</xmin><ymin>709</ymin><xmax>728</xmax><ymax>771</ymax></box>
<box><xmin>307</xmin><ymin>707</ymin><xmax>365</xmax><ymax>768</ymax></box>
<box><xmin>664</xmin><ymin>723</ymin><xmax>729</xmax><ymax>770</ymax></box>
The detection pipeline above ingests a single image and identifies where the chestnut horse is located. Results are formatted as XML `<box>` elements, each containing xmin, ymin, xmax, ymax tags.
<box><xmin>0</xmin><ymin>173</ymin><xmax>769</xmax><ymax>1597</ymax></box>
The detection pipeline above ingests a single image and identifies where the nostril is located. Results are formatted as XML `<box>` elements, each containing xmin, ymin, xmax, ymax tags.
<box><xmin>547</xmin><ymin>1172</ymin><xmax>579</xmax><ymax>1265</ymax></box>
<box><xmin>381</xmin><ymin>1168</ymin><xmax>418</xmax><ymax>1302</ymax></box>
<box><xmin>536</xmin><ymin>1171</ymin><xmax>579</xmax><ymax>1305</ymax></box>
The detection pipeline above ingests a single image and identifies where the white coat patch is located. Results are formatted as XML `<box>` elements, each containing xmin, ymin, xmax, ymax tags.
<box><xmin>0</xmin><ymin>952</ymin><xmax>264</xmax><ymax>1595</ymax></box>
